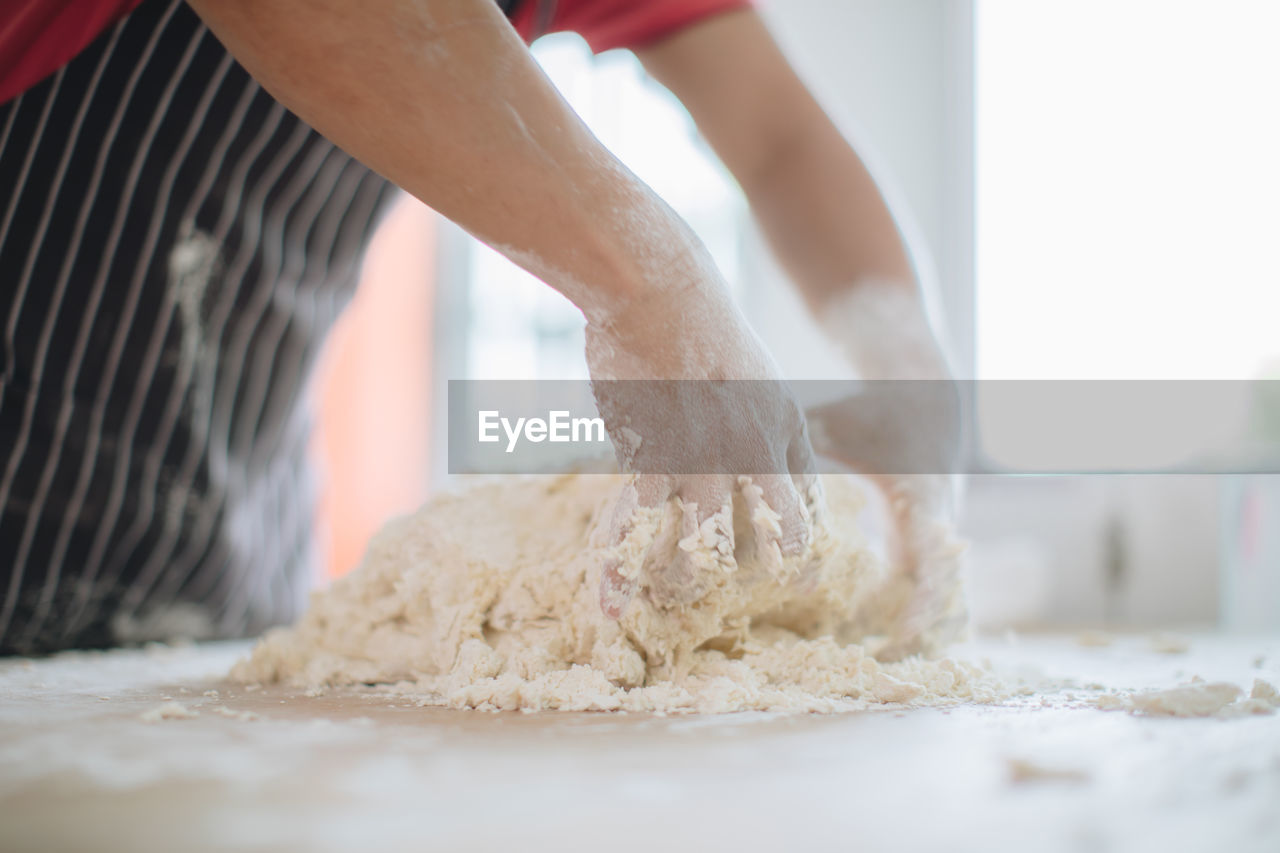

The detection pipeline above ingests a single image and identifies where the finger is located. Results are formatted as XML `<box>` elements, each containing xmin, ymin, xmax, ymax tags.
<box><xmin>603</xmin><ymin>474</ymin><xmax>669</xmax><ymax>551</ymax></box>
<box><xmin>633</xmin><ymin>471</ymin><xmax>670</xmax><ymax>509</ymax></box>
<box><xmin>651</xmin><ymin>482</ymin><xmax>734</xmax><ymax>607</ymax></box>
<box><xmin>787</xmin><ymin>429</ymin><xmax>825</xmax><ymax>525</ymax></box>
<box><xmin>801</xmin><ymin>402</ymin><xmax>842</xmax><ymax>462</ymax></box>
<box><xmin>739</xmin><ymin>476</ymin><xmax>784</xmax><ymax>579</ymax></box>
<box><xmin>890</xmin><ymin>512</ymin><xmax>967</xmax><ymax>650</ymax></box>
<box><xmin>788</xmin><ymin>423</ymin><xmax>819</xmax><ymax>482</ymax></box>
<box><xmin>599</xmin><ymin>475</ymin><xmax>669</xmax><ymax>620</ymax></box>
<box><xmin>677</xmin><ymin>475</ymin><xmax>732</xmax><ymax>525</ymax></box>
<box><xmin>757</xmin><ymin>473</ymin><xmax>810</xmax><ymax>557</ymax></box>
<box><xmin>675</xmin><ymin>478</ymin><xmax>734</xmax><ymax>561</ymax></box>
<box><xmin>649</xmin><ymin>499</ymin><xmax>710</xmax><ymax>607</ymax></box>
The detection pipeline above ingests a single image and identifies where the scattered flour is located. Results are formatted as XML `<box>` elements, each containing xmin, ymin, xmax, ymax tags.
<box><xmin>1093</xmin><ymin>679</ymin><xmax>1280</xmax><ymax>718</ymax></box>
<box><xmin>140</xmin><ymin>701</ymin><xmax>198</xmax><ymax>722</ymax></box>
<box><xmin>1148</xmin><ymin>633</ymin><xmax>1189</xmax><ymax>655</ymax></box>
<box><xmin>1007</xmin><ymin>758</ymin><xmax>1090</xmax><ymax>785</ymax></box>
<box><xmin>211</xmin><ymin>706</ymin><xmax>260</xmax><ymax>722</ymax></box>
<box><xmin>234</xmin><ymin>474</ymin><xmax>998</xmax><ymax>713</ymax></box>
<box><xmin>1093</xmin><ymin>693</ymin><xmax>1129</xmax><ymax>712</ymax></box>
<box><xmin>1076</xmin><ymin>631</ymin><xmax>1113</xmax><ymax>648</ymax></box>
<box><xmin>1252</xmin><ymin>679</ymin><xmax>1279</xmax><ymax>704</ymax></box>
<box><xmin>1129</xmin><ymin>682</ymin><xmax>1242</xmax><ymax>717</ymax></box>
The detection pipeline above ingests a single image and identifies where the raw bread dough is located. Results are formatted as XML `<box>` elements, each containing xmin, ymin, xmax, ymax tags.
<box><xmin>234</xmin><ymin>474</ymin><xmax>993</xmax><ymax>713</ymax></box>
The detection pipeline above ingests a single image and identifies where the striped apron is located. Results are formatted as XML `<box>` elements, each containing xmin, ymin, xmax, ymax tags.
<box><xmin>0</xmin><ymin>0</ymin><xmax>397</xmax><ymax>653</ymax></box>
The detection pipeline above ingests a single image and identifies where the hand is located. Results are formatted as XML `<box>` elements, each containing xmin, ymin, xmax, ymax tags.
<box><xmin>810</xmin><ymin>281</ymin><xmax>968</xmax><ymax>656</ymax></box>
<box><xmin>585</xmin><ymin>275</ymin><xmax>820</xmax><ymax>619</ymax></box>
<box><xmin>806</xmin><ymin>396</ymin><xmax>967</xmax><ymax>657</ymax></box>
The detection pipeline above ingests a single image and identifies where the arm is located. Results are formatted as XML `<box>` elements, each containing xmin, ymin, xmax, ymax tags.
<box><xmin>188</xmin><ymin>0</ymin><xmax>701</xmax><ymax>325</ymax></box>
<box><xmin>186</xmin><ymin>0</ymin><xmax>819</xmax><ymax>617</ymax></box>
<box><xmin>635</xmin><ymin>8</ymin><xmax>949</xmax><ymax>380</ymax></box>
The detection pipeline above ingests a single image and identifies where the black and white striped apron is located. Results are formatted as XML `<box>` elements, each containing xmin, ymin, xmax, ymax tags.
<box><xmin>0</xmin><ymin>0</ymin><xmax>398</xmax><ymax>654</ymax></box>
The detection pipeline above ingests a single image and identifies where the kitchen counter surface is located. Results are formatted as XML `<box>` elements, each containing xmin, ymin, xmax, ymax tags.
<box><xmin>3</xmin><ymin>632</ymin><xmax>1278</xmax><ymax>853</ymax></box>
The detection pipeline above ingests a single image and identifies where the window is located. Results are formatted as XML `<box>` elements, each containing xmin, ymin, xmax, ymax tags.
<box><xmin>976</xmin><ymin>0</ymin><xmax>1280</xmax><ymax>382</ymax></box>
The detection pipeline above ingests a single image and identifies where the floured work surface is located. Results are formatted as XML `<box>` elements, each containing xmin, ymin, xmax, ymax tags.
<box><xmin>3</xmin><ymin>635</ymin><xmax>1279</xmax><ymax>853</ymax></box>
<box><xmin>236</xmin><ymin>474</ymin><xmax>983</xmax><ymax>713</ymax></box>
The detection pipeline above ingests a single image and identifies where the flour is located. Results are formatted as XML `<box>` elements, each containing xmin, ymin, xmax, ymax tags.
<box><xmin>211</xmin><ymin>706</ymin><xmax>260</xmax><ymax>722</ymax></box>
<box><xmin>140</xmin><ymin>701</ymin><xmax>198</xmax><ymax>722</ymax></box>
<box><xmin>1252</xmin><ymin>678</ymin><xmax>1279</xmax><ymax>704</ymax></box>
<box><xmin>1129</xmin><ymin>682</ymin><xmax>1242</xmax><ymax>717</ymax></box>
<box><xmin>1093</xmin><ymin>678</ymin><xmax>1279</xmax><ymax>718</ymax></box>
<box><xmin>1147</xmin><ymin>633</ymin><xmax>1189</xmax><ymax>654</ymax></box>
<box><xmin>1006</xmin><ymin>758</ymin><xmax>1090</xmax><ymax>785</ymax></box>
<box><xmin>1076</xmin><ymin>630</ymin><xmax>1113</xmax><ymax>648</ymax></box>
<box><xmin>234</xmin><ymin>474</ymin><xmax>997</xmax><ymax>713</ymax></box>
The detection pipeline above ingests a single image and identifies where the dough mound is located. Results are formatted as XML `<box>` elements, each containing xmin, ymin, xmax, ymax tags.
<box><xmin>234</xmin><ymin>474</ymin><xmax>993</xmax><ymax>713</ymax></box>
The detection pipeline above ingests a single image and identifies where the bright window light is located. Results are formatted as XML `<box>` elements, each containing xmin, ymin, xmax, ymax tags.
<box><xmin>976</xmin><ymin>0</ymin><xmax>1280</xmax><ymax>381</ymax></box>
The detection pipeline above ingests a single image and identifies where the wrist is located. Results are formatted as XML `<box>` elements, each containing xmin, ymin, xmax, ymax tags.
<box><xmin>549</xmin><ymin>167</ymin><xmax>714</xmax><ymax>327</ymax></box>
<box><xmin>585</xmin><ymin>278</ymin><xmax>743</xmax><ymax>380</ymax></box>
<box><xmin>818</xmin><ymin>278</ymin><xmax>951</xmax><ymax>380</ymax></box>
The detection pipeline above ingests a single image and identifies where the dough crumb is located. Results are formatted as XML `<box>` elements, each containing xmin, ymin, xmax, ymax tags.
<box><xmin>140</xmin><ymin>701</ymin><xmax>198</xmax><ymax>722</ymax></box>
<box><xmin>1007</xmin><ymin>758</ymin><xmax>1089</xmax><ymax>785</ymax></box>
<box><xmin>1092</xmin><ymin>693</ymin><xmax>1128</xmax><ymax>711</ymax></box>
<box><xmin>234</xmin><ymin>475</ymin><xmax>995</xmax><ymax>714</ymax></box>
<box><xmin>1147</xmin><ymin>633</ymin><xmax>1189</xmax><ymax>654</ymax></box>
<box><xmin>1250</xmin><ymin>679</ymin><xmax>1279</xmax><ymax>706</ymax></box>
<box><xmin>1129</xmin><ymin>682</ymin><xmax>1242</xmax><ymax>717</ymax></box>
<box><xmin>1076</xmin><ymin>630</ymin><xmax>1113</xmax><ymax>648</ymax></box>
<box><xmin>211</xmin><ymin>706</ymin><xmax>260</xmax><ymax>722</ymax></box>
<box><xmin>1236</xmin><ymin>698</ymin><xmax>1277</xmax><ymax>716</ymax></box>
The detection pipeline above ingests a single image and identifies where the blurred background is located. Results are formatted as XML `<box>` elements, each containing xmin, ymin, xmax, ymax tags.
<box><xmin>310</xmin><ymin>0</ymin><xmax>1280</xmax><ymax>633</ymax></box>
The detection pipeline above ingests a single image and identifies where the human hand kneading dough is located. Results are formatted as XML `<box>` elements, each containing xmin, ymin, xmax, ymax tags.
<box><xmin>585</xmin><ymin>272</ymin><xmax>820</xmax><ymax>618</ymax></box>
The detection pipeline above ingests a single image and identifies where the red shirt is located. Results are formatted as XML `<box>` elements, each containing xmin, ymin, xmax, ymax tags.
<box><xmin>508</xmin><ymin>0</ymin><xmax>751</xmax><ymax>53</ymax></box>
<box><xmin>0</xmin><ymin>0</ymin><xmax>751</xmax><ymax>105</ymax></box>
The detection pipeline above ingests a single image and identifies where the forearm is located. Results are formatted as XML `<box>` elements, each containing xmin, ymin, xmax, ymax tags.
<box><xmin>746</xmin><ymin>127</ymin><xmax>950</xmax><ymax>379</ymax></box>
<box><xmin>638</xmin><ymin>10</ymin><xmax>942</xmax><ymax>377</ymax></box>
<box><xmin>187</xmin><ymin>0</ymin><xmax>709</xmax><ymax>324</ymax></box>
<box><xmin>745</xmin><ymin>118</ymin><xmax>911</xmax><ymax>300</ymax></box>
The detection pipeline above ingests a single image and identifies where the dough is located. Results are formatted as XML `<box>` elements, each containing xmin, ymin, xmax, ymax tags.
<box><xmin>140</xmin><ymin>701</ymin><xmax>198</xmax><ymax>722</ymax></box>
<box><xmin>1093</xmin><ymin>677</ymin><xmax>1279</xmax><ymax>718</ymax></box>
<box><xmin>1128</xmin><ymin>682</ymin><xmax>1242</xmax><ymax>717</ymax></box>
<box><xmin>1006</xmin><ymin>758</ymin><xmax>1089</xmax><ymax>785</ymax></box>
<box><xmin>234</xmin><ymin>474</ymin><xmax>994</xmax><ymax>713</ymax></box>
